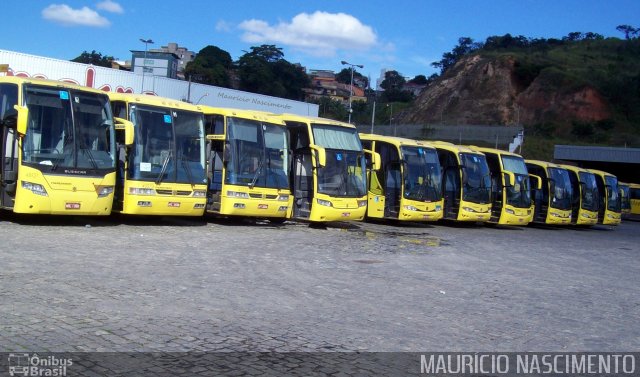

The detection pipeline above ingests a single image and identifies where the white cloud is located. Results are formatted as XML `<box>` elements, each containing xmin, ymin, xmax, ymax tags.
<box><xmin>42</xmin><ymin>4</ymin><xmax>110</xmax><ymax>27</ymax></box>
<box><xmin>96</xmin><ymin>0</ymin><xmax>124</xmax><ymax>14</ymax></box>
<box><xmin>238</xmin><ymin>11</ymin><xmax>377</xmax><ymax>57</ymax></box>
<box><xmin>215</xmin><ymin>20</ymin><xmax>233</xmax><ymax>33</ymax></box>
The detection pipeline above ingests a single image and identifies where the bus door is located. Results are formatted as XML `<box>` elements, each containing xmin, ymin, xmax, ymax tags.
<box><xmin>566</xmin><ymin>170</ymin><xmax>581</xmax><ymax>222</ymax></box>
<box><xmin>374</xmin><ymin>142</ymin><xmax>401</xmax><ymax>218</ymax></box>
<box><xmin>0</xmin><ymin>83</ymin><xmax>19</xmax><ymax>208</ymax></box>
<box><xmin>205</xmin><ymin>114</ymin><xmax>225</xmax><ymax>212</ymax></box>
<box><xmin>437</xmin><ymin>150</ymin><xmax>460</xmax><ymax>219</ymax></box>
<box><xmin>527</xmin><ymin>164</ymin><xmax>549</xmax><ymax>222</ymax></box>
<box><xmin>484</xmin><ymin>153</ymin><xmax>503</xmax><ymax>222</ymax></box>
<box><xmin>288</xmin><ymin>124</ymin><xmax>313</xmax><ymax>219</ymax></box>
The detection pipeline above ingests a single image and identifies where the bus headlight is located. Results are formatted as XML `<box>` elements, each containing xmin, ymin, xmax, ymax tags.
<box><xmin>317</xmin><ymin>198</ymin><xmax>332</xmax><ymax>207</ymax></box>
<box><xmin>192</xmin><ymin>190</ymin><xmax>207</xmax><ymax>197</ymax></box>
<box><xmin>403</xmin><ymin>205</ymin><xmax>419</xmax><ymax>211</ymax></box>
<box><xmin>96</xmin><ymin>185</ymin><xmax>114</xmax><ymax>198</ymax></box>
<box><xmin>505</xmin><ymin>208</ymin><xmax>515</xmax><ymax>215</ymax></box>
<box><xmin>129</xmin><ymin>187</ymin><xmax>156</xmax><ymax>195</ymax></box>
<box><xmin>22</xmin><ymin>181</ymin><xmax>48</xmax><ymax>196</ymax></box>
<box><xmin>227</xmin><ymin>190</ymin><xmax>249</xmax><ymax>199</ymax></box>
<box><xmin>358</xmin><ymin>200</ymin><xmax>367</xmax><ymax>207</ymax></box>
<box><xmin>277</xmin><ymin>194</ymin><xmax>290</xmax><ymax>201</ymax></box>
<box><xmin>462</xmin><ymin>206</ymin><xmax>476</xmax><ymax>213</ymax></box>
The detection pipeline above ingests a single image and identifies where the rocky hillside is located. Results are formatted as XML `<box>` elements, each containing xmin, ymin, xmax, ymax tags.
<box><xmin>397</xmin><ymin>36</ymin><xmax>640</xmax><ymax>149</ymax></box>
<box><xmin>399</xmin><ymin>54</ymin><xmax>610</xmax><ymax>126</ymax></box>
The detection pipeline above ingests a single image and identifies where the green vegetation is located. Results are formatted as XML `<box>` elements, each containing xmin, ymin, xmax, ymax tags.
<box><xmin>71</xmin><ymin>50</ymin><xmax>116</xmax><ymax>67</ymax></box>
<box><xmin>430</xmin><ymin>27</ymin><xmax>640</xmax><ymax>159</ymax></box>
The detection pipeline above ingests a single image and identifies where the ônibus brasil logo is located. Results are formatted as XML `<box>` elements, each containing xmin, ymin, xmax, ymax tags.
<box><xmin>8</xmin><ymin>353</ymin><xmax>72</xmax><ymax>377</ymax></box>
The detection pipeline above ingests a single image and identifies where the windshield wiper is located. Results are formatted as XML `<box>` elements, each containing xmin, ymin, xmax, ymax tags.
<box><xmin>249</xmin><ymin>158</ymin><xmax>264</xmax><ymax>189</ymax></box>
<box><xmin>156</xmin><ymin>151</ymin><xmax>172</xmax><ymax>184</ymax></box>
<box><xmin>77</xmin><ymin>135</ymin><xmax>99</xmax><ymax>170</ymax></box>
<box><xmin>51</xmin><ymin>130</ymin><xmax>74</xmax><ymax>171</ymax></box>
<box><xmin>180</xmin><ymin>156</ymin><xmax>195</xmax><ymax>187</ymax></box>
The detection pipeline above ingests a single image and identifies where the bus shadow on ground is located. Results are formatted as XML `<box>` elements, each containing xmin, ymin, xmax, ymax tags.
<box><xmin>0</xmin><ymin>212</ymin><xmax>210</xmax><ymax>228</ymax></box>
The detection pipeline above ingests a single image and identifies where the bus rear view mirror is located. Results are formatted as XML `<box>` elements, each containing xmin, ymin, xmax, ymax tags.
<box><xmin>503</xmin><ymin>171</ymin><xmax>516</xmax><ymax>187</ymax></box>
<box><xmin>12</xmin><ymin>105</ymin><xmax>28</xmax><ymax>136</ymax></box>
<box><xmin>1</xmin><ymin>107</ymin><xmax>17</xmax><ymax>130</ymax></box>
<box><xmin>114</xmin><ymin>117</ymin><xmax>135</xmax><ymax>146</ymax></box>
<box><xmin>529</xmin><ymin>175</ymin><xmax>542</xmax><ymax>190</ymax></box>
<box><xmin>460</xmin><ymin>166</ymin><xmax>468</xmax><ymax>185</ymax></box>
<box><xmin>309</xmin><ymin>144</ymin><xmax>326</xmax><ymax>167</ymax></box>
<box><xmin>363</xmin><ymin>149</ymin><xmax>381</xmax><ymax>171</ymax></box>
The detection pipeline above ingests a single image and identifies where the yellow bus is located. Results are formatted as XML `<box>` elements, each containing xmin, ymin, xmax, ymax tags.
<box><xmin>560</xmin><ymin>165</ymin><xmax>599</xmax><ymax>226</ymax></box>
<box><xmin>427</xmin><ymin>142</ymin><xmax>491</xmax><ymax>222</ymax></box>
<box><xmin>0</xmin><ymin>76</ymin><xmax>123</xmax><ymax>215</ymax></box>
<box><xmin>279</xmin><ymin>114</ymin><xmax>368</xmax><ymax>222</ymax></box>
<box><xmin>469</xmin><ymin>147</ymin><xmax>535</xmax><ymax>225</ymax></box>
<box><xmin>201</xmin><ymin>106</ymin><xmax>292</xmax><ymax>221</ymax></box>
<box><xmin>525</xmin><ymin>160</ymin><xmax>573</xmax><ymax>225</ymax></box>
<box><xmin>590</xmin><ymin>169</ymin><xmax>621</xmax><ymax>225</ymax></box>
<box><xmin>619</xmin><ymin>182</ymin><xmax>631</xmax><ymax>218</ymax></box>
<box><xmin>108</xmin><ymin>93</ymin><xmax>207</xmax><ymax>216</ymax></box>
<box><xmin>627</xmin><ymin>182</ymin><xmax>640</xmax><ymax>218</ymax></box>
<box><xmin>359</xmin><ymin>134</ymin><xmax>443</xmax><ymax>221</ymax></box>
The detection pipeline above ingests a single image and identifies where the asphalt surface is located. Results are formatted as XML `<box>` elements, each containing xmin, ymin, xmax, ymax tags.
<box><xmin>0</xmin><ymin>213</ymin><xmax>638</xmax><ymax>374</ymax></box>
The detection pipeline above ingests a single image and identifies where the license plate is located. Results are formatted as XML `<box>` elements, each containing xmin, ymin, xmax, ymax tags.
<box><xmin>341</xmin><ymin>212</ymin><xmax>351</xmax><ymax>217</ymax></box>
<box><xmin>65</xmin><ymin>203</ymin><xmax>81</xmax><ymax>210</ymax></box>
<box><xmin>258</xmin><ymin>204</ymin><xmax>268</xmax><ymax>209</ymax></box>
<box><xmin>168</xmin><ymin>202</ymin><xmax>181</xmax><ymax>207</ymax></box>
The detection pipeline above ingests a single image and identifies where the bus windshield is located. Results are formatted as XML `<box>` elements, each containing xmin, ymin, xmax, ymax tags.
<box><xmin>22</xmin><ymin>85</ymin><xmax>115</xmax><ymax>173</ymax></box>
<box><xmin>460</xmin><ymin>153</ymin><xmax>491</xmax><ymax>204</ymax></box>
<box><xmin>605</xmin><ymin>175</ymin><xmax>620</xmax><ymax>212</ymax></box>
<box><xmin>128</xmin><ymin>105</ymin><xmax>206</xmax><ymax>185</ymax></box>
<box><xmin>225</xmin><ymin>117</ymin><xmax>289</xmax><ymax>189</ymax></box>
<box><xmin>312</xmin><ymin>124</ymin><xmax>366</xmax><ymax>198</ymax></box>
<box><xmin>548</xmin><ymin>168</ymin><xmax>572</xmax><ymax>210</ymax></box>
<box><xmin>578</xmin><ymin>172</ymin><xmax>599</xmax><ymax>211</ymax></box>
<box><xmin>401</xmin><ymin>146</ymin><xmax>442</xmax><ymax>202</ymax></box>
<box><xmin>501</xmin><ymin>155</ymin><xmax>531</xmax><ymax>208</ymax></box>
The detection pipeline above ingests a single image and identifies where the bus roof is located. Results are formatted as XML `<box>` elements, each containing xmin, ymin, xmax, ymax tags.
<box><xmin>358</xmin><ymin>134</ymin><xmax>435</xmax><ymax>149</ymax></box>
<box><xmin>424</xmin><ymin>141</ymin><xmax>484</xmax><ymax>155</ymax></box>
<box><xmin>0</xmin><ymin>75</ymin><xmax>111</xmax><ymax>96</ymax></box>
<box><xmin>558</xmin><ymin>164</ymin><xmax>594</xmax><ymax>175</ymax></box>
<box><xmin>468</xmin><ymin>146</ymin><xmax>523</xmax><ymax>159</ymax></box>
<box><xmin>107</xmin><ymin>92</ymin><xmax>203</xmax><ymax>112</ymax></box>
<box><xmin>588</xmin><ymin>168</ymin><xmax>617</xmax><ymax>179</ymax></box>
<box><xmin>199</xmin><ymin>105</ymin><xmax>285</xmax><ymax>125</ymax></box>
<box><xmin>277</xmin><ymin>113</ymin><xmax>356</xmax><ymax>130</ymax></box>
<box><xmin>525</xmin><ymin>159</ymin><xmax>567</xmax><ymax>170</ymax></box>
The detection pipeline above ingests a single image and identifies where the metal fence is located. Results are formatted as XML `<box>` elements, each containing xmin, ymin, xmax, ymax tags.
<box><xmin>356</xmin><ymin>123</ymin><xmax>524</xmax><ymax>149</ymax></box>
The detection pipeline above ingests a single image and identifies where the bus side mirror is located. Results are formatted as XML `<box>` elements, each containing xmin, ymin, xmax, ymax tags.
<box><xmin>460</xmin><ymin>166</ymin><xmax>468</xmax><ymax>184</ymax></box>
<box><xmin>1</xmin><ymin>107</ymin><xmax>18</xmax><ymax>130</ymax></box>
<box><xmin>529</xmin><ymin>174</ymin><xmax>542</xmax><ymax>190</ymax></box>
<box><xmin>503</xmin><ymin>171</ymin><xmax>516</xmax><ymax>187</ymax></box>
<box><xmin>7</xmin><ymin>105</ymin><xmax>29</xmax><ymax>136</ymax></box>
<box><xmin>363</xmin><ymin>149</ymin><xmax>381</xmax><ymax>171</ymax></box>
<box><xmin>114</xmin><ymin>117</ymin><xmax>134</xmax><ymax>146</ymax></box>
<box><xmin>309</xmin><ymin>144</ymin><xmax>326</xmax><ymax>168</ymax></box>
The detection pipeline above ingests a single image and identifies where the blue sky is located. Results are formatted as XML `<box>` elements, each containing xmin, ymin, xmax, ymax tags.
<box><xmin>1</xmin><ymin>1</ymin><xmax>638</xmax><ymax>83</ymax></box>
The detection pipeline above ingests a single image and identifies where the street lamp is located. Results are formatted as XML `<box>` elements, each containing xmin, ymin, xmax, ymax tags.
<box><xmin>140</xmin><ymin>38</ymin><xmax>154</xmax><ymax>93</ymax></box>
<box><xmin>341</xmin><ymin>60</ymin><xmax>363</xmax><ymax>124</ymax></box>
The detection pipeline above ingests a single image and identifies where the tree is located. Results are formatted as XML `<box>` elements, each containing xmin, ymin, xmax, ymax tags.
<box><xmin>380</xmin><ymin>70</ymin><xmax>406</xmax><ymax>91</ymax></box>
<box><xmin>184</xmin><ymin>45</ymin><xmax>233</xmax><ymax>87</ymax></box>
<box><xmin>408</xmin><ymin>75</ymin><xmax>428</xmax><ymax>85</ymax></box>
<box><xmin>335</xmin><ymin>68</ymin><xmax>368</xmax><ymax>88</ymax></box>
<box><xmin>71</xmin><ymin>50</ymin><xmax>115</xmax><ymax>67</ymax></box>
<box><xmin>616</xmin><ymin>25</ymin><xmax>638</xmax><ymax>40</ymax></box>
<box><xmin>431</xmin><ymin>37</ymin><xmax>481</xmax><ymax>74</ymax></box>
<box><xmin>236</xmin><ymin>45</ymin><xmax>310</xmax><ymax>100</ymax></box>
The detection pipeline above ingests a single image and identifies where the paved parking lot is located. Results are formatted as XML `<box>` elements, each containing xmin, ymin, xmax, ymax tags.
<box><xmin>1</xmin><ymin>214</ymin><xmax>638</xmax><ymax>356</ymax></box>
